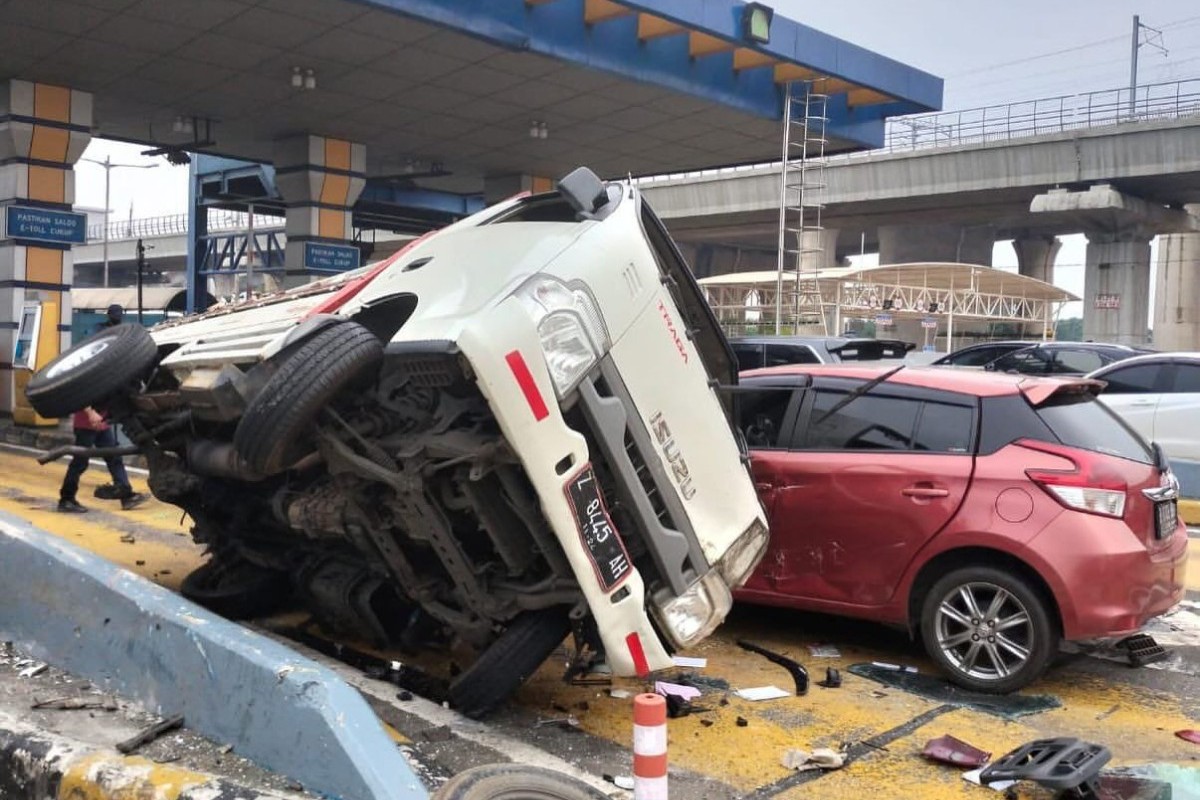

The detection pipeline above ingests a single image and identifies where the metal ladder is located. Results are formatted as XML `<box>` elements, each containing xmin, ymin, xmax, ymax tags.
<box><xmin>774</xmin><ymin>82</ymin><xmax>830</xmax><ymax>334</ymax></box>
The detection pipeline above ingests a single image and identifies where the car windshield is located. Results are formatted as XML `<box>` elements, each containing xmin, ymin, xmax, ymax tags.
<box><xmin>1035</xmin><ymin>393</ymin><xmax>1152</xmax><ymax>464</ymax></box>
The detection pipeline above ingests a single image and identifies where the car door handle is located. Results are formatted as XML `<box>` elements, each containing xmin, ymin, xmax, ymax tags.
<box><xmin>902</xmin><ymin>485</ymin><xmax>950</xmax><ymax>499</ymax></box>
<box><xmin>1129</xmin><ymin>399</ymin><xmax>1157</xmax><ymax>407</ymax></box>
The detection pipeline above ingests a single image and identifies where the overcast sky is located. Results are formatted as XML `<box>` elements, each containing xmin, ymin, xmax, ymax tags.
<box><xmin>76</xmin><ymin>1</ymin><xmax>1199</xmax><ymax>317</ymax></box>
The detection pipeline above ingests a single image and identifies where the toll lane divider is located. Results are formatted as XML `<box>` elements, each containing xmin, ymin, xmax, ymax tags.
<box><xmin>0</xmin><ymin>711</ymin><xmax>291</xmax><ymax>800</ymax></box>
<box><xmin>0</xmin><ymin>510</ymin><xmax>427</xmax><ymax>800</ymax></box>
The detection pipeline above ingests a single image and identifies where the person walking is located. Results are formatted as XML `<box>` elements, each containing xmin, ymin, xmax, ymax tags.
<box><xmin>57</xmin><ymin>405</ymin><xmax>145</xmax><ymax>513</ymax></box>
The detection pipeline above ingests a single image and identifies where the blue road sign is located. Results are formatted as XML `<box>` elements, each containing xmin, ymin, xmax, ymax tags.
<box><xmin>5</xmin><ymin>205</ymin><xmax>87</xmax><ymax>245</ymax></box>
<box><xmin>304</xmin><ymin>241</ymin><xmax>361</xmax><ymax>272</ymax></box>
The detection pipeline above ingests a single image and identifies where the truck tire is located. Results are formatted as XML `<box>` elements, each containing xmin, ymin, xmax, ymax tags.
<box><xmin>24</xmin><ymin>324</ymin><xmax>157</xmax><ymax>418</ymax></box>
<box><xmin>180</xmin><ymin>557</ymin><xmax>290</xmax><ymax>620</ymax></box>
<box><xmin>233</xmin><ymin>322</ymin><xmax>382</xmax><ymax>474</ymax></box>
<box><xmin>432</xmin><ymin>764</ymin><xmax>609</xmax><ymax>800</ymax></box>
<box><xmin>448</xmin><ymin>607</ymin><xmax>572</xmax><ymax>719</ymax></box>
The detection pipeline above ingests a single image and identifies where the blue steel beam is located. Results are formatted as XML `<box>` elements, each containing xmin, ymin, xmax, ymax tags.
<box><xmin>353</xmin><ymin>0</ymin><xmax>942</xmax><ymax>146</ymax></box>
<box><xmin>357</xmin><ymin>183</ymin><xmax>485</xmax><ymax>217</ymax></box>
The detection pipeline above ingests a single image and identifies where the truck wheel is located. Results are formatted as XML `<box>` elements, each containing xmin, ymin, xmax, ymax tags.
<box><xmin>233</xmin><ymin>322</ymin><xmax>382</xmax><ymax>474</ymax></box>
<box><xmin>919</xmin><ymin>565</ymin><xmax>1057</xmax><ymax>694</ymax></box>
<box><xmin>432</xmin><ymin>764</ymin><xmax>608</xmax><ymax>800</ymax></box>
<box><xmin>24</xmin><ymin>324</ymin><xmax>157</xmax><ymax>418</ymax></box>
<box><xmin>449</xmin><ymin>607</ymin><xmax>572</xmax><ymax>719</ymax></box>
<box><xmin>180</xmin><ymin>557</ymin><xmax>290</xmax><ymax>620</ymax></box>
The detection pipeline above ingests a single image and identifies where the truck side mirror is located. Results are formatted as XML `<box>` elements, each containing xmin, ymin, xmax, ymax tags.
<box><xmin>557</xmin><ymin>167</ymin><xmax>608</xmax><ymax>216</ymax></box>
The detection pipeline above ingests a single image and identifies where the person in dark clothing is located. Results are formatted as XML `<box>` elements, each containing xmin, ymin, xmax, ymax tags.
<box><xmin>103</xmin><ymin>304</ymin><xmax>123</xmax><ymax>328</ymax></box>
<box><xmin>58</xmin><ymin>406</ymin><xmax>145</xmax><ymax>513</ymax></box>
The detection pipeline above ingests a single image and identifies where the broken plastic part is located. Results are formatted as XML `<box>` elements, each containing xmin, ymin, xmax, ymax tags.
<box><xmin>979</xmin><ymin>737</ymin><xmax>1111</xmax><ymax>797</ymax></box>
<box><xmin>816</xmin><ymin>667</ymin><xmax>842</xmax><ymax>689</ymax></box>
<box><xmin>1175</xmin><ymin>730</ymin><xmax>1200</xmax><ymax>745</ymax></box>
<box><xmin>1119</xmin><ymin>634</ymin><xmax>1168</xmax><ymax>667</ymax></box>
<box><xmin>736</xmin><ymin>640</ymin><xmax>808</xmax><ymax>695</ymax></box>
<box><xmin>922</xmin><ymin>734</ymin><xmax>991</xmax><ymax>768</ymax></box>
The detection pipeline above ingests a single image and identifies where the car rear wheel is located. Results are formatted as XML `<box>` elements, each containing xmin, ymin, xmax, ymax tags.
<box><xmin>919</xmin><ymin>565</ymin><xmax>1056</xmax><ymax>694</ymax></box>
<box><xmin>233</xmin><ymin>321</ymin><xmax>382</xmax><ymax>474</ymax></box>
<box><xmin>180</xmin><ymin>556</ymin><xmax>291</xmax><ymax>620</ymax></box>
<box><xmin>24</xmin><ymin>323</ymin><xmax>157</xmax><ymax>418</ymax></box>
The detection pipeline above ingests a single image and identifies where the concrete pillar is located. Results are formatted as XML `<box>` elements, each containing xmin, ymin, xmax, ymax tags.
<box><xmin>1011</xmin><ymin>235</ymin><xmax>1061</xmax><ymax>283</ymax></box>
<box><xmin>789</xmin><ymin>228</ymin><xmax>840</xmax><ymax>272</ymax></box>
<box><xmin>1153</xmin><ymin>208</ymin><xmax>1200</xmax><ymax>350</ymax></box>
<box><xmin>0</xmin><ymin>80</ymin><xmax>92</xmax><ymax>419</ymax></box>
<box><xmin>1083</xmin><ymin>230</ymin><xmax>1152</xmax><ymax>346</ymax></box>
<box><xmin>878</xmin><ymin>223</ymin><xmax>993</xmax><ymax>266</ymax></box>
<box><xmin>275</xmin><ymin>135</ymin><xmax>366</xmax><ymax>286</ymax></box>
<box><xmin>483</xmin><ymin>174</ymin><xmax>553</xmax><ymax>204</ymax></box>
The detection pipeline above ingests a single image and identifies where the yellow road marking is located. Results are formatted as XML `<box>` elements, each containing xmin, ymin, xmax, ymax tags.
<box><xmin>58</xmin><ymin>752</ymin><xmax>214</xmax><ymax>800</ymax></box>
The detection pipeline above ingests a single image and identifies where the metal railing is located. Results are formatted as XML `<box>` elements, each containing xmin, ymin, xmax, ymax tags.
<box><xmin>86</xmin><ymin>210</ymin><xmax>283</xmax><ymax>243</ymax></box>
<box><xmin>634</xmin><ymin>77</ymin><xmax>1200</xmax><ymax>184</ymax></box>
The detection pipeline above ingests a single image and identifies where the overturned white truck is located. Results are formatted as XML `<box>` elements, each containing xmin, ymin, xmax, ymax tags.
<box><xmin>27</xmin><ymin>168</ymin><xmax>768</xmax><ymax>716</ymax></box>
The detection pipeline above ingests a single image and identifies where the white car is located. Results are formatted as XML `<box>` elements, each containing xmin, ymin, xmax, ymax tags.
<box><xmin>26</xmin><ymin>168</ymin><xmax>768</xmax><ymax>717</ymax></box>
<box><xmin>1088</xmin><ymin>352</ymin><xmax>1200</xmax><ymax>488</ymax></box>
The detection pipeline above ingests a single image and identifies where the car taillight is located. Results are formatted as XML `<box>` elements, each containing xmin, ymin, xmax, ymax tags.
<box><xmin>1019</xmin><ymin>438</ymin><xmax>1128</xmax><ymax>519</ymax></box>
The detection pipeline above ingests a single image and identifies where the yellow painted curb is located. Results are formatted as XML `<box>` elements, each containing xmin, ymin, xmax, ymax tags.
<box><xmin>58</xmin><ymin>752</ymin><xmax>218</xmax><ymax>800</ymax></box>
<box><xmin>1180</xmin><ymin>499</ymin><xmax>1200</xmax><ymax>527</ymax></box>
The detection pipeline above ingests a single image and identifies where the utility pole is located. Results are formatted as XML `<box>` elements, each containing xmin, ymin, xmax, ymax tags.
<box><xmin>136</xmin><ymin>239</ymin><xmax>145</xmax><ymax>324</ymax></box>
<box><xmin>1129</xmin><ymin>15</ymin><xmax>1140</xmax><ymax>118</ymax></box>
<box><xmin>81</xmin><ymin>156</ymin><xmax>158</xmax><ymax>288</ymax></box>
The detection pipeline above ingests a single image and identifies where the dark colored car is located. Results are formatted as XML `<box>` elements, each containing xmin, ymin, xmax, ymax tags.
<box><xmin>731</xmin><ymin>336</ymin><xmax>914</xmax><ymax>372</ymax></box>
<box><xmin>734</xmin><ymin>364</ymin><xmax>1186</xmax><ymax>693</ymax></box>
<box><xmin>984</xmin><ymin>342</ymin><xmax>1152</xmax><ymax>376</ymax></box>
<box><xmin>931</xmin><ymin>341</ymin><xmax>1034</xmax><ymax>367</ymax></box>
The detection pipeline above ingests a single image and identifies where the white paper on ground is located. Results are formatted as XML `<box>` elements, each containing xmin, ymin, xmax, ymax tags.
<box><xmin>808</xmin><ymin>645</ymin><xmax>841</xmax><ymax>658</ymax></box>
<box><xmin>962</xmin><ymin>767</ymin><xmax>1015</xmax><ymax>792</ymax></box>
<box><xmin>672</xmin><ymin>656</ymin><xmax>708</xmax><ymax>668</ymax></box>
<box><xmin>655</xmin><ymin>680</ymin><xmax>701</xmax><ymax>700</ymax></box>
<box><xmin>736</xmin><ymin>685</ymin><xmax>790</xmax><ymax>701</ymax></box>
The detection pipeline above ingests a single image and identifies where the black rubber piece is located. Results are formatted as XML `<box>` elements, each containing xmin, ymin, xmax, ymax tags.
<box><xmin>980</xmin><ymin>737</ymin><xmax>1110</xmax><ymax>795</ymax></box>
<box><xmin>737</xmin><ymin>639</ymin><xmax>809</xmax><ymax>695</ymax></box>
<box><xmin>918</xmin><ymin>565</ymin><xmax>1057</xmax><ymax>695</ymax></box>
<box><xmin>24</xmin><ymin>323</ymin><xmax>157</xmax><ymax>418</ymax></box>
<box><xmin>233</xmin><ymin>322</ymin><xmax>382</xmax><ymax>474</ymax></box>
<box><xmin>430</xmin><ymin>764</ymin><xmax>609</xmax><ymax>800</ymax></box>
<box><xmin>448</xmin><ymin>607</ymin><xmax>572</xmax><ymax>720</ymax></box>
<box><xmin>180</xmin><ymin>557</ymin><xmax>291</xmax><ymax>620</ymax></box>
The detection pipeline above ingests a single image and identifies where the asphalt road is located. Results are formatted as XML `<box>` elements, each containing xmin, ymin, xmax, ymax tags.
<box><xmin>2</xmin><ymin>445</ymin><xmax>1198</xmax><ymax>799</ymax></box>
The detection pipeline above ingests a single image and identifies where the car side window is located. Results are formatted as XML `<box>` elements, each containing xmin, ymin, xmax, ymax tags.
<box><xmin>799</xmin><ymin>390</ymin><xmax>919</xmax><ymax>451</ymax></box>
<box><xmin>1172</xmin><ymin>364</ymin><xmax>1200</xmax><ymax>393</ymax></box>
<box><xmin>736</xmin><ymin>387</ymin><xmax>798</xmax><ymax>449</ymax></box>
<box><xmin>1099</xmin><ymin>363</ymin><xmax>1163</xmax><ymax>394</ymax></box>
<box><xmin>952</xmin><ymin>347</ymin><xmax>1002</xmax><ymax>366</ymax></box>
<box><xmin>765</xmin><ymin>343</ymin><xmax>820</xmax><ymax>366</ymax></box>
<box><xmin>993</xmin><ymin>349</ymin><xmax>1049</xmax><ymax>374</ymax></box>
<box><xmin>1053</xmin><ymin>349</ymin><xmax>1105</xmax><ymax>374</ymax></box>
<box><xmin>912</xmin><ymin>403</ymin><xmax>975</xmax><ymax>453</ymax></box>
<box><xmin>732</xmin><ymin>343</ymin><xmax>764</xmax><ymax>372</ymax></box>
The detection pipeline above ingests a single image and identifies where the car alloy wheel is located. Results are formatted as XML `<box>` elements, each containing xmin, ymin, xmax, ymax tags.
<box><xmin>933</xmin><ymin>580</ymin><xmax>1035</xmax><ymax>681</ymax></box>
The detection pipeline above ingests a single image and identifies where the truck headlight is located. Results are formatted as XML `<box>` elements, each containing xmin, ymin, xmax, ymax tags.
<box><xmin>651</xmin><ymin>571</ymin><xmax>733</xmax><ymax>650</ymax></box>
<box><xmin>515</xmin><ymin>277</ymin><xmax>609</xmax><ymax>397</ymax></box>
<box><xmin>716</xmin><ymin>518</ymin><xmax>769</xmax><ymax>588</ymax></box>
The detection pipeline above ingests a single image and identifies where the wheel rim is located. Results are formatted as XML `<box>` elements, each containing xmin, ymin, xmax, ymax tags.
<box><xmin>44</xmin><ymin>339</ymin><xmax>110</xmax><ymax>380</ymax></box>
<box><xmin>934</xmin><ymin>581</ymin><xmax>1034</xmax><ymax>682</ymax></box>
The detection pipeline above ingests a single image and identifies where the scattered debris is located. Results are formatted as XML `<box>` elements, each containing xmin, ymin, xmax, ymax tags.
<box><xmin>672</xmin><ymin>656</ymin><xmax>707</xmax><ymax>668</ymax></box>
<box><xmin>609</xmin><ymin>689</ymin><xmax>632</xmax><ymax>699</ymax></box>
<box><xmin>119</xmin><ymin>533</ymin><xmax>136</xmax><ymax>544</ymax></box>
<box><xmin>870</xmin><ymin>661</ymin><xmax>917</xmax><ymax>673</ymax></box>
<box><xmin>979</xmin><ymin>738</ymin><xmax>1110</xmax><ymax>797</ymax></box>
<box><xmin>921</xmin><ymin>734</ymin><xmax>991</xmax><ymax>768</ymax></box>
<box><xmin>964</xmin><ymin>767</ymin><xmax>1015</xmax><ymax>792</ymax></box>
<box><xmin>534</xmin><ymin>716</ymin><xmax>580</xmax><ymax>730</ymax></box>
<box><xmin>219</xmin><ymin>744</ymin><xmax>233</xmax><ymax>754</ymax></box>
<box><xmin>808</xmin><ymin>645</ymin><xmax>841</xmax><ymax>658</ymax></box>
<box><xmin>735</xmin><ymin>716</ymin><xmax>748</xmax><ymax>727</ymax></box>
<box><xmin>1118</xmin><ymin>633</ymin><xmax>1168</xmax><ymax>667</ymax></box>
<box><xmin>18</xmin><ymin>663</ymin><xmax>47</xmax><ymax>679</ymax></box>
<box><xmin>655</xmin><ymin>681</ymin><xmax>701</xmax><ymax>701</ymax></box>
<box><xmin>1095</xmin><ymin>704</ymin><xmax>1120</xmax><ymax>721</ymax></box>
<box><xmin>781</xmin><ymin>748</ymin><xmax>846</xmax><ymax>772</ymax></box>
<box><xmin>816</xmin><ymin>668</ymin><xmax>842</xmax><ymax>689</ymax></box>
<box><xmin>700</xmin><ymin>719</ymin><xmax>714</xmax><ymax>728</ymax></box>
<box><xmin>673</xmin><ymin>673</ymin><xmax>730</xmax><ymax>691</ymax></box>
<box><xmin>285</xmin><ymin>781</ymin><xmax>303</xmax><ymax>792</ymax></box>
<box><xmin>664</xmin><ymin>694</ymin><xmax>704</xmax><ymax>719</ymax></box>
<box><xmin>736</xmin><ymin>686</ymin><xmax>790</xmax><ymax>702</ymax></box>
<box><xmin>396</xmin><ymin>691</ymin><xmax>413</xmax><ymax>702</ymax></box>
<box><xmin>116</xmin><ymin>713</ymin><xmax>185</xmax><ymax>754</ymax></box>
<box><xmin>135</xmin><ymin>560</ymin><xmax>145</xmax><ymax>566</ymax></box>
<box><xmin>848</xmin><ymin>663</ymin><xmax>1061</xmax><ymax>719</ymax></box>
<box><xmin>1175</xmin><ymin>730</ymin><xmax>1200</xmax><ymax>745</ymax></box>
<box><xmin>603</xmin><ymin>775</ymin><xmax>636</xmax><ymax>790</ymax></box>
<box><xmin>32</xmin><ymin>696</ymin><xmax>117</xmax><ymax>711</ymax></box>
<box><xmin>737</xmin><ymin>640</ymin><xmax>809</xmax><ymax>695</ymax></box>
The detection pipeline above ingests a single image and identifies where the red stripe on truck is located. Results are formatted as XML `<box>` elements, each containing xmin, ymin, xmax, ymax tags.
<box><xmin>505</xmin><ymin>350</ymin><xmax>549</xmax><ymax>421</ymax></box>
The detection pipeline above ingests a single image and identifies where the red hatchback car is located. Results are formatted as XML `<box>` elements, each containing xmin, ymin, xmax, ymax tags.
<box><xmin>735</xmin><ymin>365</ymin><xmax>1187</xmax><ymax>693</ymax></box>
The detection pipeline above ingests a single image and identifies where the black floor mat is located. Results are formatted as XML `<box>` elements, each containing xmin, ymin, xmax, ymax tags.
<box><xmin>847</xmin><ymin>663</ymin><xmax>1061</xmax><ymax>719</ymax></box>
